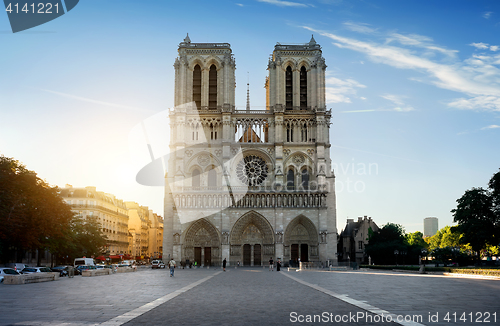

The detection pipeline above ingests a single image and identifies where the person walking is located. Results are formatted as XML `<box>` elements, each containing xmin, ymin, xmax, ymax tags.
<box><xmin>222</xmin><ymin>258</ymin><xmax>227</xmax><ymax>271</ymax></box>
<box><xmin>276</xmin><ymin>259</ymin><xmax>281</xmax><ymax>272</ymax></box>
<box><xmin>269</xmin><ymin>257</ymin><xmax>274</xmax><ymax>271</ymax></box>
<box><xmin>168</xmin><ymin>258</ymin><xmax>176</xmax><ymax>277</ymax></box>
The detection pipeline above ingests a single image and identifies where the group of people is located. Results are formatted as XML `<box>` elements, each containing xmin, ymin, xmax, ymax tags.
<box><xmin>221</xmin><ymin>257</ymin><xmax>281</xmax><ymax>271</ymax></box>
<box><xmin>169</xmin><ymin>257</ymin><xmax>282</xmax><ymax>274</ymax></box>
<box><xmin>268</xmin><ymin>257</ymin><xmax>281</xmax><ymax>271</ymax></box>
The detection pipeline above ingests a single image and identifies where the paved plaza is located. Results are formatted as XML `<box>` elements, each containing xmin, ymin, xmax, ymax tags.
<box><xmin>1</xmin><ymin>267</ymin><xmax>499</xmax><ymax>326</ymax></box>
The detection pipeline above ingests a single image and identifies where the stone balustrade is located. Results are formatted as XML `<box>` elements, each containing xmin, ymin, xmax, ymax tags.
<box><xmin>173</xmin><ymin>192</ymin><xmax>327</xmax><ymax>209</ymax></box>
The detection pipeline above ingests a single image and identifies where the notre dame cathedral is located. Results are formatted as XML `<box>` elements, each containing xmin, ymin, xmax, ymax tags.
<box><xmin>163</xmin><ymin>35</ymin><xmax>337</xmax><ymax>267</ymax></box>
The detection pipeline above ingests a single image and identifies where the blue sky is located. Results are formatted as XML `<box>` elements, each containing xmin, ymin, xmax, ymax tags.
<box><xmin>1</xmin><ymin>0</ymin><xmax>499</xmax><ymax>233</ymax></box>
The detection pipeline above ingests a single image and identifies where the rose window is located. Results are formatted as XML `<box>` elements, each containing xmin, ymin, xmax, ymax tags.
<box><xmin>236</xmin><ymin>155</ymin><xmax>268</xmax><ymax>186</ymax></box>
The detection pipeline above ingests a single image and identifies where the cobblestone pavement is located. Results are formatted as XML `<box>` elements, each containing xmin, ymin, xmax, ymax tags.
<box><xmin>1</xmin><ymin>267</ymin><xmax>499</xmax><ymax>326</ymax></box>
<box><xmin>286</xmin><ymin>269</ymin><xmax>500</xmax><ymax>326</ymax></box>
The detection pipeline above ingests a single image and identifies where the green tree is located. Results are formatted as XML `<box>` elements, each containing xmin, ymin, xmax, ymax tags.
<box><xmin>451</xmin><ymin>169</ymin><xmax>500</xmax><ymax>262</ymax></box>
<box><xmin>365</xmin><ymin>223</ymin><xmax>407</xmax><ymax>265</ymax></box>
<box><xmin>0</xmin><ymin>155</ymin><xmax>74</xmax><ymax>263</ymax></box>
<box><xmin>406</xmin><ymin>231</ymin><xmax>427</xmax><ymax>247</ymax></box>
<box><xmin>0</xmin><ymin>155</ymin><xmax>107</xmax><ymax>265</ymax></box>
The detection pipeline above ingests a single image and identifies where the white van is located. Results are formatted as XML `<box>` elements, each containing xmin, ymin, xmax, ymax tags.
<box><xmin>74</xmin><ymin>258</ymin><xmax>95</xmax><ymax>267</ymax></box>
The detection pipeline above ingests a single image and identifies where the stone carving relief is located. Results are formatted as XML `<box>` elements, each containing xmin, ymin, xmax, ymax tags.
<box><xmin>283</xmin><ymin>149</ymin><xmax>291</xmax><ymax>157</ymax></box>
<box><xmin>292</xmin><ymin>155</ymin><xmax>305</xmax><ymax>165</ymax></box>
<box><xmin>230</xmin><ymin>245</ymin><xmax>241</xmax><ymax>256</ymax></box>
<box><xmin>222</xmin><ymin>232</ymin><xmax>229</xmax><ymax>245</ymax></box>
<box><xmin>276</xmin><ymin>232</ymin><xmax>283</xmax><ymax>244</ymax></box>
<box><xmin>173</xmin><ymin>233</ymin><xmax>180</xmax><ymax>245</ymax></box>
<box><xmin>185</xmin><ymin>150</ymin><xmax>193</xmax><ymax>157</ymax></box>
<box><xmin>306</xmin><ymin>149</ymin><xmax>315</xmax><ymax>156</ymax></box>
<box><xmin>197</xmin><ymin>154</ymin><xmax>210</xmax><ymax>166</ymax></box>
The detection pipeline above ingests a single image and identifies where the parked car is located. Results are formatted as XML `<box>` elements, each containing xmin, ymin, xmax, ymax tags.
<box><xmin>151</xmin><ymin>260</ymin><xmax>165</xmax><ymax>269</ymax></box>
<box><xmin>3</xmin><ymin>263</ymin><xmax>27</xmax><ymax>272</ymax></box>
<box><xmin>103</xmin><ymin>265</ymin><xmax>117</xmax><ymax>272</ymax></box>
<box><xmin>0</xmin><ymin>267</ymin><xmax>20</xmax><ymax>282</ymax></box>
<box><xmin>51</xmin><ymin>265</ymin><xmax>71</xmax><ymax>277</ymax></box>
<box><xmin>75</xmin><ymin>265</ymin><xmax>96</xmax><ymax>274</ymax></box>
<box><xmin>21</xmin><ymin>267</ymin><xmax>52</xmax><ymax>274</ymax></box>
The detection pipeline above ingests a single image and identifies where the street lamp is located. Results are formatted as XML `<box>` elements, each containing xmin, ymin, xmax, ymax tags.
<box><xmin>421</xmin><ymin>249</ymin><xmax>427</xmax><ymax>265</ymax></box>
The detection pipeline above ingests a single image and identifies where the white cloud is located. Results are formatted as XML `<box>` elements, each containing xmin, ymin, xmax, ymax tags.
<box><xmin>470</xmin><ymin>42</ymin><xmax>490</xmax><ymax>50</ymax></box>
<box><xmin>481</xmin><ymin>124</ymin><xmax>500</xmax><ymax>130</ymax></box>
<box><xmin>490</xmin><ymin>45</ymin><xmax>499</xmax><ymax>52</ymax></box>
<box><xmin>325</xmin><ymin>76</ymin><xmax>366</xmax><ymax>104</ymax></box>
<box><xmin>235</xmin><ymin>3</ymin><xmax>244</xmax><ymax>6</ymax></box>
<box><xmin>256</xmin><ymin>0</ymin><xmax>308</xmax><ymax>7</ymax></box>
<box><xmin>483</xmin><ymin>11</ymin><xmax>493</xmax><ymax>19</ymax></box>
<box><xmin>386</xmin><ymin>33</ymin><xmax>457</xmax><ymax>58</ymax></box>
<box><xmin>448</xmin><ymin>96</ymin><xmax>500</xmax><ymax>112</ymax></box>
<box><xmin>343</xmin><ymin>22</ymin><xmax>377</xmax><ymax>34</ymax></box>
<box><xmin>302</xmin><ymin>26</ymin><xmax>500</xmax><ymax>112</ymax></box>
<box><xmin>380</xmin><ymin>94</ymin><xmax>415</xmax><ymax>112</ymax></box>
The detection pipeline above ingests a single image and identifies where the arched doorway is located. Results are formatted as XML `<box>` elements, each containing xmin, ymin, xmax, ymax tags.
<box><xmin>284</xmin><ymin>215</ymin><xmax>319</xmax><ymax>267</ymax></box>
<box><xmin>230</xmin><ymin>211</ymin><xmax>274</xmax><ymax>266</ymax></box>
<box><xmin>183</xmin><ymin>219</ymin><xmax>220</xmax><ymax>267</ymax></box>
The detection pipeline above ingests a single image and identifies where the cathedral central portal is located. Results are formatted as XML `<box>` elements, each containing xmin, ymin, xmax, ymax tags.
<box><xmin>164</xmin><ymin>35</ymin><xmax>337</xmax><ymax>267</ymax></box>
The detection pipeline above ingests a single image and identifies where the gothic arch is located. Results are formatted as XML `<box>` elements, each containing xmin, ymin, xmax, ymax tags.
<box><xmin>183</xmin><ymin>218</ymin><xmax>221</xmax><ymax>266</ymax></box>
<box><xmin>183</xmin><ymin>218</ymin><xmax>220</xmax><ymax>246</ymax></box>
<box><xmin>230</xmin><ymin>211</ymin><xmax>275</xmax><ymax>245</ymax></box>
<box><xmin>282</xmin><ymin>59</ymin><xmax>297</xmax><ymax>70</ymax></box>
<box><xmin>297</xmin><ymin>59</ymin><xmax>312</xmax><ymax>71</ymax></box>
<box><xmin>284</xmin><ymin>215</ymin><xmax>318</xmax><ymax>246</ymax></box>
<box><xmin>186</xmin><ymin>151</ymin><xmax>222</xmax><ymax>169</ymax></box>
<box><xmin>205</xmin><ymin>57</ymin><xmax>223</xmax><ymax>71</ymax></box>
<box><xmin>188</xmin><ymin>56</ymin><xmax>205</xmax><ymax>70</ymax></box>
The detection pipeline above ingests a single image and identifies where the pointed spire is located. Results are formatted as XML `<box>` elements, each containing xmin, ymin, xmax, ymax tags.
<box><xmin>309</xmin><ymin>34</ymin><xmax>316</xmax><ymax>45</ymax></box>
<box><xmin>184</xmin><ymin>33</ymin><xmax>191</xmax><ymax>43</ymax></box>
<box><xmin>246</xmin><ymin>73</ymin><xmax>250</xmax><ymax>112</ymax></box>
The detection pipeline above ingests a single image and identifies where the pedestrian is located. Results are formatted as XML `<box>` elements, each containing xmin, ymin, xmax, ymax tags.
<box><xmin>277</xmin><ymin>259</ymin><xmax>281</xmax><ymax>272</ymax></box>
<box><xmin>168</xmin><ymin>258</ymin><xmax>176</xmax><ymax>277</ymax></box>
<box><xmin>223</xmin><ymin>258</ymin><xmax>227</xmax><ymax>271</ymax></box>
<box><xmin>269</xmin><ymin>257</ymin><xmax>274</xmax><ymax>271</ymax></box>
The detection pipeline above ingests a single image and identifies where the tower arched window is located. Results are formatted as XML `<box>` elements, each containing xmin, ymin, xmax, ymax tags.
<box><xmin>285</xmin><ymin>66</ymin><xmax>293</xmax><ymax>110</ymax></box>
<box><xmin>287</xmin><ymin>169</ymin><xmax>295</xmax><ymax>190</ymax></box>
<box><xmin>193</xmin><ymin>65</ymin><xmax>202</xmax><ymax>110</ymax></box>
<box><xmin>208</xmin><ymin>169</ymin><xmax>217</xmax><ymax>187</ymax></box>
<box><xmin>192</xmin><ymin>169</ymin><xmax>200</xmax><ymax>187</ymax></box>
<box><xmin>209</xmin><ymin>64</ymin><xmax>217</xmax><ymax>110</ymax></box>
<box><xmin>300</xmin><ymin>66</ymin><xmax>307</xmax><ymax>109</ymax></box>
<box><xmin>301</xmin><ymin>168</ymin><xmax>309</xmax><ymax>190</ymax></box>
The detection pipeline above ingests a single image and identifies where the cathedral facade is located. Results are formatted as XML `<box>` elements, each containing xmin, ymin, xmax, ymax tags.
<box><xmin>163</xmin><ymin>35</ymin><xmax>337</xmax><ymax>267</ymax></box>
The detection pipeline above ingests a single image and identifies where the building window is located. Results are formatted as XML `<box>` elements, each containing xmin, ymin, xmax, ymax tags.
<box><xmin>358</xmin><ymin>241</ymin><xmax>363</xmax><ymax>250</ymax></box>
<box><xmin>193</xmin><ymin>64</ymin><xmax>202</xmax><ymax>110</ymax></box>
<box><xmin>301</xmin><ymin>168</ymin><xmax>309</xmax><ymax>190</ymax></box>
<box><xmin>285</xmin><ymin>66</ymin><xmax>293</xmax><ymax>110</ymax></box>
<box><xmin>79</xmin><ymin>200</ymin><xmax>84</xmax><ymax>205</ymax></box>
<box><xmin>192</xmin><ymin>169</ymin><xmax>200</xmax><ymax>187</ymax></box>
<box><xmin>209</xmin><ymin>64</ymin><xmax>217</xmax><ymax>110</ymax></box>
<box><xmin>208</xmin><ymin>169</ymin><xmax>217</xmax><ymax>187</ymax></box>
<box><xmin>287</xmin><ymin>169</ymin><xmax>295</xmax><ymax>190</ymax></box>
<box><xmin>300</xmin><ymin>66</ymin><xmax>307</xmax><ymax>109</ymax></box>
